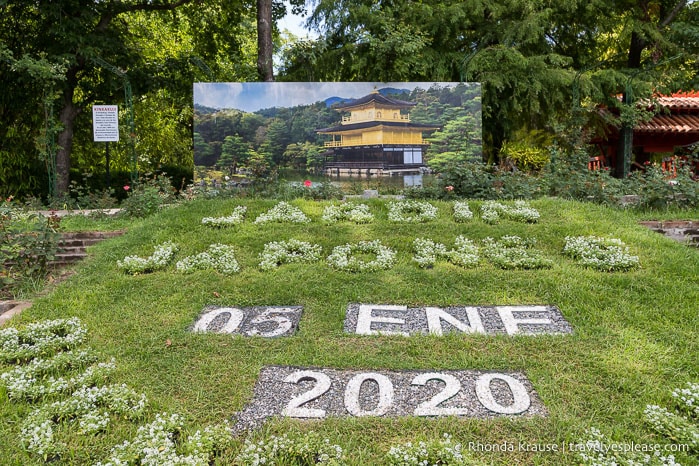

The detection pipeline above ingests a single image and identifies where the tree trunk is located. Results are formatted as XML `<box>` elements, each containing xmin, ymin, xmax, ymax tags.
<box><xmin>55</xmin><ymin>66</ymin><xmax>82</xmax><ymax>196</ymax></box>
<box><xmin>627</xmin><ymin>31</ymin><xmax>645</xmax><ymax>69</ymax></box>
<box><xmin>257</xmin><ymin>0</ymin><xmax>274</xmax><ymax>82</ymax></box>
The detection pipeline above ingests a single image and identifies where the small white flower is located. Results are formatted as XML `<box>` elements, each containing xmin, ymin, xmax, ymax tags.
<box><xmin>117</xmin><ymin>242</ymin><xmax>178</xmax><ymax>275</ymax></box>
<box><xmin>254</xmin><ymin>201</ymin><xmax>310</xmax><ymax>224</ymax></box>
<box><xmin>388</xmin><ymin>200</ymin><xmax>438</xmax><ymax>223</ymax></box>
<box><xmin>327</xmin><ymin>240</ymin><xmax>396</xmax><ymax>272</ymax></box>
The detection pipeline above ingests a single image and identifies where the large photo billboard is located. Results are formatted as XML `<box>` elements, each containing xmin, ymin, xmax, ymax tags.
<box><xmin>193</xmin><ymin>82</ymin><xmax>481</xmax><ymax>182</ymax></box>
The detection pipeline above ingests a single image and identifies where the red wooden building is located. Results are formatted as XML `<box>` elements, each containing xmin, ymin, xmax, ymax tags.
<box><xmin>592</xmin><ymin>91</ymin><xmax>699</xmax><ymax>175</ymax></box>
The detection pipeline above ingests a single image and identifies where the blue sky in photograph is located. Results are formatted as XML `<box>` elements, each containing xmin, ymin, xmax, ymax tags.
<box><xmin>193</xmin><ymin>82</ymin><xmax>462</xmax><ymax>112</ymax></box>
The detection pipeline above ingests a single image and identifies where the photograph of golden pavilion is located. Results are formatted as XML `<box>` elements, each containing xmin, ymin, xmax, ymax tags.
<box><xmin>317</xmin><ymin>90</ymin><xmax>440</xmax><ymax>175</ymax></box>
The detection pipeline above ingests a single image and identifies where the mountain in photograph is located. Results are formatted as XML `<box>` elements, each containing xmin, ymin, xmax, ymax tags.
<box><xmin>324</xmin><ymin>87</ymin><xmax>411</xmax><ymax>107</ymax></box>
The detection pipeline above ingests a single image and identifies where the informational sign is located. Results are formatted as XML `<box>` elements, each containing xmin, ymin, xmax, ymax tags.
<box><xmin>92</xmin><ymin>105</ymin><xmax>119</xmax><ymax>142</ymax></box>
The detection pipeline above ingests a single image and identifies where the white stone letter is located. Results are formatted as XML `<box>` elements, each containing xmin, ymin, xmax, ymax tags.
<box><xmin>344</xmin><ymin>372</ymin><xmax>394</xmax><ymax>416</ymax></box>
<box><xmin>193</xmin><ymin>307</ymin><xmax>245</xmax><ymax>334</ymax></box>
<box><xmin>496</xmin><ymin>306</ymin><xmax>553</xmax><ymax>335</ymax></box>
<box><xmin>425</xmin><ymin>307</ymin><xmax>485</xmax><ymax>335</ymax></box>
<box><xmin>356</xmin><ymin>304</ymin><xmax>409</xmax><ymax>336</ymax></box>
<box><xmin>475</xmin><ymin>373</ymin><xmax>531</xmax><ymax>414</ymax></box>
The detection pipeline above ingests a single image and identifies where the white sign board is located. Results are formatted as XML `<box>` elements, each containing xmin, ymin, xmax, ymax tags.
<box><xmin>92</xmin><ymin>105</ymin><xmax>119</xmax><ymax>142</ymax></box>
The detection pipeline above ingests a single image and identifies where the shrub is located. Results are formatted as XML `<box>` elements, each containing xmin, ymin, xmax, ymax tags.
<box><xmin>500</xmin><ymin>141</ymin><xmax>550</xmax><ymax>172</ymax></box>
<box><xmin>119</xmin><ymin>173</ymin><xmax>176</xmax><ymax>218</ymax></box>
<box><xmin>0</xmin><ymin>206</ymin><xmax>60</xmax><ymax>295</ymax></box>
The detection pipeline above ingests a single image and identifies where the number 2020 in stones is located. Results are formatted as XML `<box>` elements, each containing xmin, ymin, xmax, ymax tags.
<box><xmin>235</xmin><ymin>367</ymin><xmax>547</xmax><ymax>425</ymax></box>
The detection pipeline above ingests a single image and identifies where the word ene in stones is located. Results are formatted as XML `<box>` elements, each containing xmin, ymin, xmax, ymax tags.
<box><xmin>232</xmin><ymin>366</ymin><xmax>546</xmax><ymax>432</ymax></box>
<box><xmin>345</xmin><ymin>304</ymin><xmax>573</xmax><ymax>336</ymax></box>
<box><xmin>192</xmin><ymin>306</ymin><xmax>303</xmax><ymax>338</ymax></box>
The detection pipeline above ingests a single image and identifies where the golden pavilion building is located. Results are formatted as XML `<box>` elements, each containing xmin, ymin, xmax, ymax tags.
<box><xmin>317</xmin><ymin>90</ymin><xmax>439</xmax><ymax>175</ymax></box>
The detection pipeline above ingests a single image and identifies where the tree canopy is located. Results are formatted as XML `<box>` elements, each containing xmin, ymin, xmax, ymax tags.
<box><xmin>1</xmin><ymin>0</ymin><xmax>698</xmax><ymax>199</ymax></box>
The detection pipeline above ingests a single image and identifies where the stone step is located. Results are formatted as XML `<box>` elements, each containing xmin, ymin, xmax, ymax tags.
<box><xmin>0</xmin><ymin>301</ymin><xmax>32</xmax><ymax>326</ymax></box>
<box><xmin>52</xmin><ymin>230</ymin><xmax>125</xmax><ymax>267</ymax></box>
<box><xmin>640</xmin><ymin>221</ymin><xmax>699</xmax><ymax>247</ymax></box>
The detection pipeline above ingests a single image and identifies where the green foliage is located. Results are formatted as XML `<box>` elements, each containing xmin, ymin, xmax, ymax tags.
<box><xmin>2</xmin><ymin>198</ymin><xmax>698</xmax><ymax>464</ymax></box>
<box><xmin>499</xmin><ymin>141</ymin><xmax>550</xmax><ymax>172</ymax></box>
<box><xmin>625</xmin><ymin>165</ymin><xmax>699</xmax><ymax>210</ymax></box>
<box><xmin>0</xmin><ymin>207</ymin><xmax>60</xmax><ymax>295</ymax></box>
<box><xmin>219</xmin><ymin>135</ymin><xmax>252</xmax><ymax>175</ymax></box>
<box><xmin>119</xmin><ymin>173</ymin><xmax>176</xmax><ymax>218</ymax></box>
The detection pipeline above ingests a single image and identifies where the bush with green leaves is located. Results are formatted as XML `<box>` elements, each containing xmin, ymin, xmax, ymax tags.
<box><xmin>1</xmin><ymin>205</ymin><xmax>60</xmax><ymax>295</ymax></box>
<box><xmin>625</xmin><ymin>165</ymin><xmax>699</xmax><ymax>210</ymax></box>
<box><xmin>500</xmin><ymin>140</ymin><xmax>550</xmax><ymax>172</ymax></box>
<box><xmin>119</xmin><ymin>173</ymin><xmax>176</xmax><ymax>218</ymax></box>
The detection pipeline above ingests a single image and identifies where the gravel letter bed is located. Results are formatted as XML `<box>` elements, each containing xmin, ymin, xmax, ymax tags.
<box><xmin>344</xmin><ymin>303</ymin><xmax>574</xmax><ymax>336</ymax></box>
<box><xmin>231</xmin><ymin>366</ymin><xmax>547</xmax><ymax>434</ymax></box>
<box><xmin>190</xmin><ymin>306</ymin><xmax>303</xmax><ymax>337</ymax></box>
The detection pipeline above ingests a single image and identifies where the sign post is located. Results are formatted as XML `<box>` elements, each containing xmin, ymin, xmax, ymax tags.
<box><xmin>92</xmin><ymin>105</ymin><xmax>119</xmax><ymax>190</ymax></box>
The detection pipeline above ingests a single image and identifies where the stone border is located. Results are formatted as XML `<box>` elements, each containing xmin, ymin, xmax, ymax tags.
<box><xmin>639</xmin><ymin>221</ymin><xmax>699</xmax><ymax>245</ymax></box>
<box><xmin>232</xmin><ymin>366</ymin><xmax>547</xmax><ymax>433</ymax></box>
<box><xmin>344</xmin><ymin>304</ymin><xmax>573</xmax><ymax>336</ymax></box>
<box><xmin>0</xmin><ymin>301</ymin><xmax>32</xmax><ymax>326</ymax></box>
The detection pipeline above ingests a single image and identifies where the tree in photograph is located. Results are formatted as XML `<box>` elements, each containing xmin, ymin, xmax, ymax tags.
<box><xmin>426</xmin><ymin>114</ymin><xmax>482</xmax><ymax>171</ymax></box>
<box><xmin>193</xmin><ymin>132</ymin><xmax>215</xmax><ymax>167</ymax></box>
<box><xmin>218</xmin><ymin>135</ymin><xmax>252</xmax><ymax>175</ymax></box>
<box><xmin>246</xmin><ymin>150</ymin><xmax>274</xmax><ymax>180</ymax></box>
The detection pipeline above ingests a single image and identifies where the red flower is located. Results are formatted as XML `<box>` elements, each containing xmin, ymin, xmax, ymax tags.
<box><xmin>445</xmin><ymin>185</ymin><xmax>454</xmax><ymax>192</ymax></box>
<box><xmin>123</xmin><ymin>185</ymin><xmax>130</xmax><ymax>191</ymax></box>
<box><xmin>303</xmin><ymin>180</ymin><xmax>312</xmax><ymax>187</ymax></box>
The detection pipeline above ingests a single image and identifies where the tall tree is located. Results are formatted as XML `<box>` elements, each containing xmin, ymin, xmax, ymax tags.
<box><xmin>1</xmin><ymin>0</ymin><xmax>204</xmax><ymax>196</ymax></box>
<box><xmin>257</xmin><ymin>0</ymin><xmax>274</xmax><ymax>81</ymax></box>
<box><xmin>279</xmin><ymin>0</ymin><xmax>699</xmax><ymax>164</ymax></box>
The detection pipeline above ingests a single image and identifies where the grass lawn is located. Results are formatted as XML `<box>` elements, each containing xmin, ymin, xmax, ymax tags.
<box><xmin>1</xmin><ymin>197</ymin><xmax>697</xmax><ymax>465</ymax></box>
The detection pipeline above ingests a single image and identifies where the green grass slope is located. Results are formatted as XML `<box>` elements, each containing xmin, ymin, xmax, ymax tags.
<box><xmin>1</xmin><ymin>198</ymin><xmax>697</xmax><ymax>465</ymax></box>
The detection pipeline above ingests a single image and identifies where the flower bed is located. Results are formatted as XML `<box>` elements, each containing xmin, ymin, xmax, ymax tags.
<box><xmin>388</xmin><ymin>200</ymin><xmax>438</xmax><ymax>223</ymax></box>
<box><xmin>322</xmin><ymin>203</ymin><xmax>374</xmax><ymax>224</ymax></box>
<box><xmin>0</xmin><ymin>318</ymin><xmax>232</xmax><ymax>462</ymax></box>
<box><xmin>176</xmin><ymin>244</ymin><xmax>240</xmax><ymax>275</ymax></box>
<box><xmin>563</xmin><ymin>236</ymin><xmax>639</xmax><ymax>272</ymax></box>
<box><xmin>258</xmin><ymin>239</ymin><xmax>323</xmax><ymax>270</ymax></box>
<box><xmin>481</xmin><ymin>200</ymin><xmax>540</xmax><ymax>224</ymax></box>
<box><xmin>453</xmin><ymin>201</ymin><xmax>474</xmax><ymax>222</ymax></box>
<box><xmin>201</xmin><ymin>205</ymin><xmax>247</xmax><ymax>227</ymax></box>
<box><xmin>481</xmin><ymin>235</ymin><xmax>553</xmax><ymax>270</ymax></box>
<box><xmin>327</xmin><ymin>240</ymin><xmax>396</xmax><ymax>272</ymax></box>
<box><xmin>412</xmin><ymin>236</ymin><xmax>480</xmax><ymax>268</ymax></box>
<box><xmin>117</xmin><ymin>241</ymin><xmax>178</xmax><ymax>275</ymax></box>
<box><xmin>254</xmin><ymin>201</ymin><xmax>310</xmax><ymax>224</ymax></box>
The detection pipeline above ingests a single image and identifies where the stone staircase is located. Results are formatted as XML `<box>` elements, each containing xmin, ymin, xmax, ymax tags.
<box><xmin>52</xmin><ymin>230</ymin><xmax>125</xmax><ymax>268</ymax></box>
<box><xmin>639</xmin><ymin>221</ymin><xmax>699</xmax><ymax>247</ymax></box>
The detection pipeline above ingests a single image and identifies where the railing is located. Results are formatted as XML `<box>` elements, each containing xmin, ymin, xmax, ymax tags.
<box><xmin>323</xmin><ymin>162</ymin><xmax>425</xmax><ymax>170</ymax></box>
<box><xmin>325</xmin><ymin>138</ymin><xmax>429</xmax><ymax>147</ymax></box>
<box><xmin>324</xmin><ymin>162</ymin><xmax>387</xmax><ymax>169</ymax></box>
<box><xmin>341</xmin><ymin>114</ymin><xmax>411</xmax><ymax>123</ymax></box>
